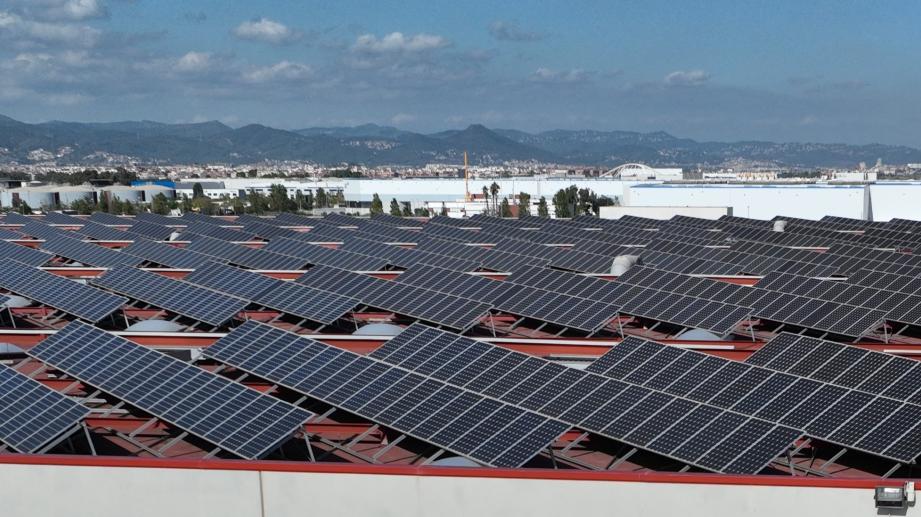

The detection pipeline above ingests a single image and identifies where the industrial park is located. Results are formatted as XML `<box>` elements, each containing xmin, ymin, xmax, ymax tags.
<box><xmin>3</xmin><ymin>0</ymin><xmax>921</xmax><ymax>516</ymax></box>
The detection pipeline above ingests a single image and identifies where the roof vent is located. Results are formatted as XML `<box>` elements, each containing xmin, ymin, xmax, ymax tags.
<box><xmin>611</xmin><ymin>255</ymin><xmax>642</xmax><ymax>276</ymax></box>
<box><xmin>773</xmin><ymin>220</ymin><xmax>787</xmax><ymax>232</ymax></box>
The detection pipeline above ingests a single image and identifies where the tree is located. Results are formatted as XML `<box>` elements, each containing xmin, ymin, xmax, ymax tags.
<box><xmin>370</xmin><ymin>194</ymin><xmax>384</xmax><ymax>215</ymax></box>
<box><xmin>269</xmin><ymin>184</ymin><xmax>293</xmax><ymax>212</ymax></box>
<box><xmin>537</xmin><ymin>196</ymin><xmax>549</xmax><ymax>217</ymax></box>
<box><xmin>247</xmin><ymin>169</ymin><xmax>258</xmax><ymax>178</ymax></box>
<box><xmin>151</xmin><ymin>193</ymin><xmax>170</xmax><ymax>215</ymax></box>
<box><xmin>315</xmin><ymin>188</ymin><xmax>328</xmax><ymax>209</ymax></box>
<box><xmin>489</xmin><ymin>182</ymin><xmax>500</xmax><ymax>216</ymax></box>
<box><xmin>500</xmin><ymin>198</ymin><xmax>512</xmax><ymax>218</ymax></box>
<box><xmin>401</xmin><ymin>202</ymin><xmax>412</xmax><ymax>217</ymax></box>
<box><xmin>247</xmin><ymin>189</ymin><xmax>269</xmax><ymax>215</ymax></box>
<box><xmin>481</xmin><ymin>186</ymin><xmax>490</xmax><ymax>215</ymax></box>
<box><xmin>192</xmin><ymin>182</ymin><xmax>205</xmax><ymax>199</ymax></box>
<box><xmin>440</xmin><ymin>203</ymin><xmax>448</xmax><ymax>217</ymax></box>
<box><xmin>180</xmin><ymin>195</ymin><xmax>193</xmax><ymax>213</ymax></box>
<box><xmin>235</xmin><ymin>171</ymin><xmax>246</xmax><ymax>178</ymax></box>
<box><xmin>389</xmin><ymin>198</ymin><xmax>402</xmax><ymax>216</ymax></box>
<box><xmin>69</xmin><ymin>195</ymin><xmax>95</xmax><ymax>215</ymax></box>
<box><xmin>231</xmin><ymin>196</ymin><xmax>246</xmax><ymax>215</ymax></box>
<box><xmin>517</xmin><ymin>192</ymin><xmax>531</xmax><ymax>218</ymax></box>
<box><xmin>15</xmin><ymin>199</ymin><xmax>32</xmax><ymax>215</ymax></box>
<box><xmin>552</xmin><ymin>185</ymin><xmax>580</xmax><ymax>218</ymax></box>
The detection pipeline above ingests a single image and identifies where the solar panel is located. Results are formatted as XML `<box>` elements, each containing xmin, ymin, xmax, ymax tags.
<box><xmin>241</xmin><ymin>219</ymin><xmax>302</xmax><ymax>240</ymax></box>
<box><xmin>0</xmin><ymin>240</ymin><xmax>54</xmax><ymax>266</ymax></box>
<box><xmin>187</xmin><ymin>234</ymin><xmax>306</xmax><ymax>270</ymax></box>
<box><xmin>3</xmin><ymin>212</ymin><xmax>41</xmax><ymax>224</ymax></box>
<box><xmin>20</xmin><ymin>221</ymin><xmax>80</xmax><ymax>240</ymax></box>
<box><xmin>135</xmin><ymin>212</ymin><xmax>183</xmax><ymax>226</ymax></box>
<box><xmin>121</xmin><ymin>239</ymin><xmax>223</xmax><ymax>269</ymax></box>
<box><xmin>273</xmin><ymin>212</ymin><xmax>319</xmax><ymax>226</ymax></box>
<box><xmin>88</xmin><ymin>212</ymin><xmax>135</xmax><ymax>226</ymax></box>
<box><xmin>0</xmin><ymin>228</ymin><xmax>24</xmax><ymax>240</ymax></box>
<box><xmin>42</xmin><ymin>212</ymin><xmax>84</xmax><ymax>225</ymax></box>
<box><xmin>79</xmin><ymin>221</ymin><xmax>135</xmax><ymax>241</ymax></box>
<box><xmin>371</xmin><ymin>213</ymin><xmax>425</xmax><ymax>228</ymax></box>
<box><xmin>340</xmin><ymin>237</ymin><xmax>482</xmax><ymax>272</ymax></box>
<box><xmin>0</xmin><ymin>363</ymin><xmax>90</xmax><ymax>453</ymax></box>
<box><xmin>371</xmin><ymin>324</ymin><xmax>800</xmax><ymax>474</ymax></box>
<box><xmin>590</xmin><ymin>334</ymin><xmax>921</xmax><ymax>463</ymax></box>
<box><xmin>127</xmin><ymin>220</ymin><xmax>177</xmax><ymax>241</ymax></box>
<box><xmin>396</xmin><ymin>264</ymin><xmax>618</xmax><ymax>333</ymax></box>
<box><xmin>184</xmin><ymin>220</ymin><xmax>258</xmax><ymax>242</ymax></box>
<box><xmin>184</xmin><ymin>262</ymin><xmax>359</xmax><ymax>324</ymax></box>
<box><xmin>29</xmin><ymin>321</ymin><xmax>313</xmax><ymax>459</ymax></box>
<box><xmin>203</xmin><ymin>320</ymin><xmax>569</xmax><ymax>468</ymax></box>
<box><xmin>296</xmin><ymin>265</ymin><xmax>491</xmax><ymax>331</ymax></box>
<box><xmin>262</xmin><ymin>238</ymin><xmax>390</xmax><ymax>271</ymax></box>
<box><xmin>41</xmin><ymin>234</ymin><xmax>144</xmax><ymax>268</ymax></box>
<box><xmin>92</xmin><ymin>266</ymin><xmax>248</xmax><ymax>326</ymax></box>
<box><xmin>0</xmin><ymin>259</ymin><xmax>127</xmax><ymax>322</ymax></box>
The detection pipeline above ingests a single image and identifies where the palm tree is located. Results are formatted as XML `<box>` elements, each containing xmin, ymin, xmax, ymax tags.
<box><xmin>481</xmin><ymin>186</ymin><xmax>490</xmax><ymax>215</ymax></box>
<box><xmin>490</xmin><ymin>182</ymin><xmax>500</xmax><ymax>217</ymax></box>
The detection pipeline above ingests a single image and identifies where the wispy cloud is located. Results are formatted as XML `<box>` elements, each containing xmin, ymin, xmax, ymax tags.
<box><xmin>529</xmin><ymin>67</ymin><xmax>591</xmax><ymax>83</ymax></box>
<box><xmin>243</xmin><ymin>61</ymin><xmax>312</xmax><ymax>83</ymax></box>
<box><xmin>233</xmin><ymin>17</ymin><xmax>302</xmax><ymax>45</ymax></box>
<box><xmin>664</xmin><ymin>69</ymin><xmax>710</xmax><ymax>86</ymax></box>
<box><xmin>488</xmin><ymin>21</ymin><xmax>544</xmax><ymax>42</ymax></box>
<box><xmin>351</xmin><ymin>32</ymin><xmax>448</xmax><ymax>54</ymax></box>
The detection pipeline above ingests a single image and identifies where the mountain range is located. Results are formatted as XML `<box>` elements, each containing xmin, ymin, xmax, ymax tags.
<box><xmin>0</xmin><ymin>113</ymin><xmax>919</xmax><ymax>168</ymax></box>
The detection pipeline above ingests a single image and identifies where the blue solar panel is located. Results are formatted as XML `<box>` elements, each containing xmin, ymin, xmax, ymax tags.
<box><xmin>0</xmin><ymin>363</ymin><xmax>90</xmax><ymax>453</ymax></box>
<box><xmin>29</xmin><ymin>321</ymin><xmax>313</xmax><ymax>459</ymax></box>
<box><xmin>92</xmin><ymin>265</ymin><xmax>248</xmax><ymax>326</ymax></box>
<box><xmin>41</xmin><ymin>234</ymin><xmax>144</xmax><ymax>268</ymax></box>
<box><xmin>0</xmin><ymin>259</ymin><xmax>127</xmax><ymax>321</ymax></box>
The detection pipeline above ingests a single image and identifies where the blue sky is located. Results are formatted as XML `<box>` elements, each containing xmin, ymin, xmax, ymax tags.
<box><xmin>0</xmin><ymin>0</ymin><xmax>919</xmax><ymax>145</ymax></box>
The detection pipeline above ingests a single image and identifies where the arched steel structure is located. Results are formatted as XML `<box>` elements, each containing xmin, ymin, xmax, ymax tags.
<box><xmin>602</xmin><ymin>163</ymin><xmax>656</xmax><ymax>179</ymax></box>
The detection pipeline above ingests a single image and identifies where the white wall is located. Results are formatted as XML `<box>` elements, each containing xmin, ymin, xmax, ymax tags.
<box><xmin>868</xmin><ymin>183</ymin><xmax>921</xmax><ymax>221</ymax></box>
<box><xmin>600</xmin><ymin>205</ymin><xmax>730</xmax><ymax>220</ymax></box>
<box><xmin>0</xmin><ymin>460</ymin><xmax>915</xmax><ymax>517</ymax></box>
<box><xmin>625</xmin><ymin>184</ymin><xmax>868</xmax><ymax>220</ymax></box>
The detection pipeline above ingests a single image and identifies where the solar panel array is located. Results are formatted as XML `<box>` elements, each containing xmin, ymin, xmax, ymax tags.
<box><xmin>183</xmin><ymin>220</ymin><xmax>258</xmax><ymax>242</ymax></box>
<box><xmin>204</xmin><ymin>320</ymin><xmax>570</xmax><ymax>468</ymax></box>
<box><xmin>0</xmin><ymin>363</ymin><xmax>90</xmax><ymax>453</ymax></box>
<box><xmin>41</xmin><ymin>234</ymin><xmax>144</xmax><ymax>268</ymax></box>
<box><xmin>30</xmin><ymin>321</ymin><xmax>313</xmax><ymax>459</ymax></box>
<box><xmin>263</xmin><ymin>238</ymin><xmax>390</xmax><ymax>271</ymax></box>
<box><xmin>92</xmin><ymin>266</ymin><xmax>248</xmax><ymax>326</ymax></box>
<box><xmin>121</xmin><ymin>239</ymin><xmax>223</xmax><ymax>269</ymax></box>
<box><xmin>185</xmin><ymin>262</ymin><xmax>359</xmax><ymax>324</ymax></box>
<box><xmin>615</xmin><ymin>266</ymin><xmax>884</xmax><ymax>338</ymax></box>
<box><xmin>396</xmin><ymin>265</ymin><xmax>618</xmax><ymax>333</ymax></box>
<box><xmin>340</xmin><ymin>237</ymin><xmax>482</xmax><ymax>272</ymax></box>
<box><xmin>0</xmin><ymin>259</ymin><xmax>127</xmax><ymax>322</ymax></box>
<box><xmin>587</xmin><ymin>334</ymin><xmax>921</xmax><ymax>463</ymax></box>
<box><xmin>297</xmin><ymin>265</ymin><xmax>491</xmax><ymax>331</ymax></box>
<box><xmin>0</xmin><ymin>239</ymin><xmax>54</xmax><ymax>266</ymax></box>
<box><xmin>370</xmin><ymin>324</ymin><xmax>800</xmax><ymax>474</ymax></box>
<box><xmin>127</xmin><ymin>220</ymin><xmax>176</xmax><ymax>241</ymax></box>
<box><xmin>187</xmin><ymin>234</ymin><xmax>306</xmax><ymax>270</ymax></box>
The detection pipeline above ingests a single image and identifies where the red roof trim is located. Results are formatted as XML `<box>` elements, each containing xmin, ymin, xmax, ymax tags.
<box><xmin>0</xmin><ymin>455</ymin><xmax>911</xmax><ymax>489</ymax></box>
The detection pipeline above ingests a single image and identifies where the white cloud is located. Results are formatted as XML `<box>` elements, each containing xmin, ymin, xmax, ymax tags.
<box><xmin>233</xmin><ymin>17</ymin><xmax>302</xmax><ymax>45</ymax></box>
<box><xmin>175</xmin><ymin>51</ymin><xmax>212</xmax><ymax>73</ymax></box>
<box><xmin>390</xmin><ymin>113</ymin><xmax>415</xmax><ymax>125</ymax></box>
<box><xmin>0</xmin><ymin>10</ymin><xmax>101</xmax><ymax>47</ymax></box>
<box><xmin>664</xmin><ymin>69</ymin><xmax>710</xmax><ymax>86</ymax></box>
<box><xmin>529</xmin><ymin>67</ymin><xmax>590</xmax><ymax>83</ymax></box>
<box><xmin>351</xmin><ymin>32</ymin><xmax>448</xmax><ymax>54</ymax></box>
<box><xmin>243</xmin><ymin>61</ymin><xmax>312</xmax><ymax>83</ymax></box>
<box><xmin>488</xmin><ymin>21</ymin><xmax>543</xmax><ymax>42</ymax></box>
<box><xmin>7</xmin><ymin>0</ymin><xmax>107</xmax><ymax>21</ymax></box>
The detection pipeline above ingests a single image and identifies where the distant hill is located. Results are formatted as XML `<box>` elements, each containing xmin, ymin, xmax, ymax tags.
<box><xmin>0</xmin><ymin>113</ymin><xmax>919</xmax><ymax>167</ymax></box>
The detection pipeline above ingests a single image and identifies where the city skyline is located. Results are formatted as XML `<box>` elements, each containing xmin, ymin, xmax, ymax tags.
<box><xmin>0</xmin><ymin>0</ymin><xmax>919</xmax><ymax>146</ymax></box>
